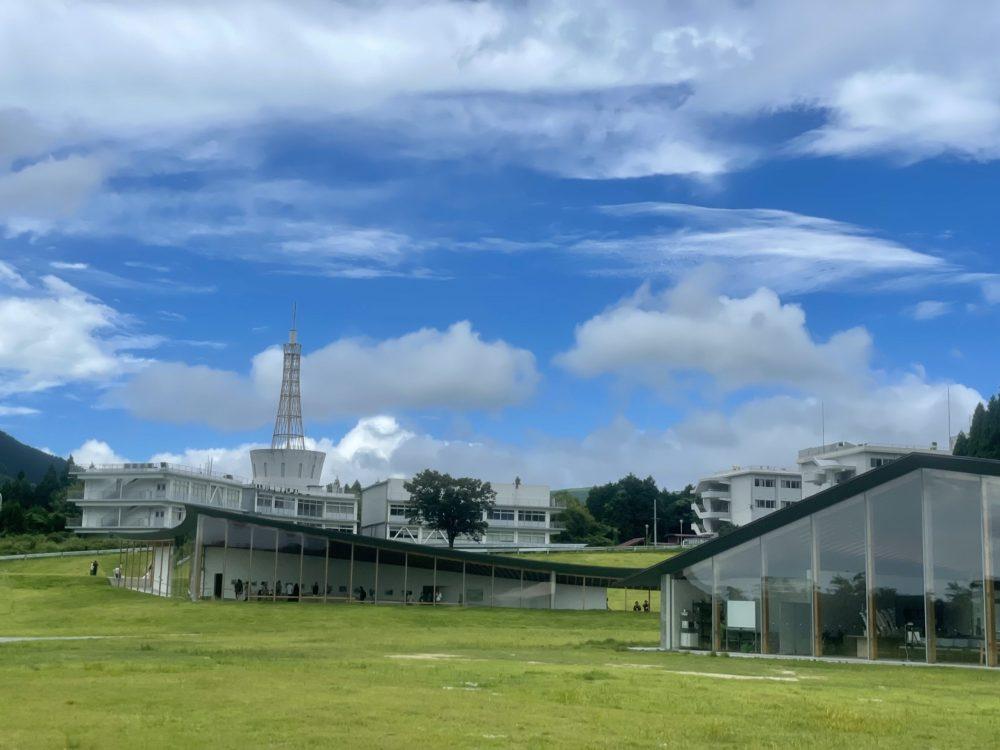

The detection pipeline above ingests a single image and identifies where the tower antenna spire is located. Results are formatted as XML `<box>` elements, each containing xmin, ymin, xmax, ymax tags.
<box><xmin>271</xmin><ymin>304</ymin><xmax>305</xmax><ymax>450</ymax></box>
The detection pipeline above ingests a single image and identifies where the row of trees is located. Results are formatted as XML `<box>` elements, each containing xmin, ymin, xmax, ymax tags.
<box><xmin>553</xmin><ymin>474</ymin><xmax>697</xmax><ymax>545</ymax></box>
<box><xmin>403</xmin><ymin>469</ymin><xmax>697</xmax><ymax>548</ymax></box>
<box><xmin>952</xmin><ymin>394</ymin><xmax>1000</xmax><ymax>459</ymax></box>
<box><xmin>0</xmin><ymin>459</ymin><xmax>79</xmax><ymax>535</ymax></box>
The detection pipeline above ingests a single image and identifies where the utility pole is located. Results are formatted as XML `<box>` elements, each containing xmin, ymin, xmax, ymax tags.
<box><xmin>652</xmin><ymin>496</ymin><xmax>658</xmax><ymax>546</ymax></box>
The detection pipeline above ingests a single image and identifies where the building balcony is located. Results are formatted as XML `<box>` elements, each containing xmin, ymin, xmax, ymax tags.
<box><xmin>699</xmin><ymin>489</ymin><xmax>730</xmax><ymax>500</ymax></box>
<box><xmin>693</xmin><ymin>504</ymin><xmax>731</xmax><ymax>521</ymax></box>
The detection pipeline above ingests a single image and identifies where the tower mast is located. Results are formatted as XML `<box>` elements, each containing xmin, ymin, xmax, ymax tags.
<box><xmin>271</xmin><ymin>304</ymin><xmax>305</xmax><ymax>450</ymax></box>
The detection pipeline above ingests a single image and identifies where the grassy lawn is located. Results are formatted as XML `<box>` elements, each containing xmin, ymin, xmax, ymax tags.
<box><xmin>2</xmin><ymin>556</ymin><xmax>999</xmax><ymax>749</ymax></box>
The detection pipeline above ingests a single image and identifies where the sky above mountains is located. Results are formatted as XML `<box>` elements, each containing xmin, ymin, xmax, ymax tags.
<box><xmin>1</xmin><ymin>1</ymin><xmax>998</xmax><ymax>488</ymax></box>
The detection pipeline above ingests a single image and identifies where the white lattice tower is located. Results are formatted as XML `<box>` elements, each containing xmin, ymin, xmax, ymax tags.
<box><xmin>271</xmin><ymin>306</ymin><xmax>306</xmax><ymax>450</ymax></box>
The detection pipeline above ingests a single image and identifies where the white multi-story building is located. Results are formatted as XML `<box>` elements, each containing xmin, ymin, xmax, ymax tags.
<box><xmin>797</xmin><ymin>441</ymin><xmax>947</xmax><ymax>498</ymax></box>
<box><xmin>72</xmin><ymin>321</ymin><xmax>359</xmax><ymax>534</ymax></box>
<box><xmin>691</xmin><ymin>466</ymin><xmax>802</xmax><ymax>536</ymax></box>
<box><xmin>360</xmin><ymin>478</ymin><xmax>561</xmax><ymax>547</ymax></box>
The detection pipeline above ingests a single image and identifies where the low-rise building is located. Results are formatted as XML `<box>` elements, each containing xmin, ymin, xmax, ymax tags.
<box><xmin>72</xmin><ymin>322</ymin><xmax>359</xmax><ymax>535</ymax></box>
<box><xmin>691</xmin><ymin>466</ymin><xmax>802</xmax><ymax>535</ymax></box>
<box><xmin>359</xmin><ymin>477</ymin><xmax>561</xmax><ymax>547</ymax></box>
<box><xmin>797</xmin><ymin>441</ymin><xmax>947</xmax><ymax>498</ymax></box>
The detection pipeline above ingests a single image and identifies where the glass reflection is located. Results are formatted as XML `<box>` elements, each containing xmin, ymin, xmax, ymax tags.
<box><xmin>671</xmin><ymin>560</ymin><xmax>713</xmax><ymax>650</ymax></box>
<box><xmin>716</xmin><ymin>540</ymin><xmax>762</xmax><ymax>654</ymax></box>
<box><xmin>869</xmin><ymin>473</ymin><xmax>926</xmax><ymax>662</ymax></box>
<box><xmin>763</xmin><ymin>520</ymin><xmax>812</xmax><ymax>656</ymax></box>
<box><xmin>815</xmin><ymin>497</ymin><xmax>868</xmax><ymax>658</ymax></box>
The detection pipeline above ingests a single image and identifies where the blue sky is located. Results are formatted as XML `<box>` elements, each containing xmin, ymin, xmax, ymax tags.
<box><xmin>1</xmin><ymin>1</ymin><xmax>998</xmax><ymax>488</ymax></box>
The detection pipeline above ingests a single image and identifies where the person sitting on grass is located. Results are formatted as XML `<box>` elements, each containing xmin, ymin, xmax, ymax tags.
<box><xmin>89</xmin><ymin>560</ymin><xmax>98</xmax><ymax>576</ymax></box>
<box><xmin>643</xmin><ymin>600</ymin><xmax>650</xmax><ymax>613</ymax></box>
<box><xmin>633</xmin><ymin>601</ymin><xmax>642</xmax><ymax>612</ymax></box>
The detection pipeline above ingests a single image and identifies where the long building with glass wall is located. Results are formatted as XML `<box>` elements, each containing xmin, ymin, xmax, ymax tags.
<box><xmin>624</xmin><ymin>453</ymin><xmax>1000</xmax><ymax>667</ymax></box>
<box><xmin>109</xmin><ymin>504</ymin><xmax>632</xmax><ymax>610</ymax></box>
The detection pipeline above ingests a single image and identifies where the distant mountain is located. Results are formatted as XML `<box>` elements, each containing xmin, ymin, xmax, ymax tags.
<box><xmin>0</xmin><ymin>430</ymin><xmax>67</xmax><ymax>484</ymax></box>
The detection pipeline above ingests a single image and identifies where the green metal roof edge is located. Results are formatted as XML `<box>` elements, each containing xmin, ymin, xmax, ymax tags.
<box><xmin>619</xmin><ymin>452</ymin><xmax>1000</xmax><ymax>587</ymax></box>
<box><xmin>109</xmin><ymin>502</ymin><xmax>637</xmax><ymax>582</ymax></box>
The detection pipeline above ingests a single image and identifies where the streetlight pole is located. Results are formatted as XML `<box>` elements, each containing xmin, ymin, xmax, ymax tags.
<box><xmin>644</xmin><ymin>523</ymin><xmax>649</xmax><ymax>545</ymax></box>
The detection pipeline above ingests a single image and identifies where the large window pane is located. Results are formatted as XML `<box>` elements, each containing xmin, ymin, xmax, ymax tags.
<box><xmin>716</xmin><ymin>540</ymin><xmax>762</xmax><ymax>654</ymax></box>
<box><xmin>985</xmin><ymin>477</ymin><xmax>1000</xmax><ymax>667</ymax></box>
<box><xmin>869</xmin><ymin>473</ymin><xmax>926</xmax><ymax>662</ymax></box>
<box><xmin>763</xmin><ymin>520</ymin><xmax>812</xmax><ymax>656</ymax></box>
<box><xmin>671</xmin><ymin>560</ymin><xmax>713</xmax><ymax>651</ymax></box>
<box><xmin>925</xmin><ymin>471</ymin><xmax>986</xmax><ymax>664</ymax></box>
<box><xmin>815</xmin><ymin>497</ymin><xmax>868</xmax><ymax>658</ymax></box>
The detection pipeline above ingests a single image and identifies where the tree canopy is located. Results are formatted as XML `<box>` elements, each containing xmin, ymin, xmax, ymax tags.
<box><xmin>1</xmin><ymin>457</ymin><xmax>79</xmax><ymax>536</ymax></box>
<box><xmin>583</xmin><ymin>475</ymin><xmax>697</xmax><ymax>544</ymax></box>
<box><xmin>404</xmin><ymin>469</ymin><xmax>497</xmax><ymax>547</ymax></box>
<box><xmin>952</xmin><ymin>395</ymin><xmax>1000</xmax><ymax>460</ymax></box>
<box><xmin>551</xmin><ymin>492</ymin><xmax>615</xmax><ymax>546</ymax></box>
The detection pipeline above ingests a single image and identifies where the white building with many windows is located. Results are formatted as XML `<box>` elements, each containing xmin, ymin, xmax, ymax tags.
<box><xmin>359</xmin><ymin>477</ymin><xmax>561</xmax><ymax>547</ymax></box>
<box><xmin>72</xmin><ymin>322</ymin><xmax>359</xmax><ymax>535</ymax></box>
<box><xmin>691</xmin><ymin>466</ymin><xmax>802</xmax><ymax>535</ymax></box>
<box><xmin>797</xmin><ymin>441</ymin><xmax>947</xmax><ymax>498</ymax></box>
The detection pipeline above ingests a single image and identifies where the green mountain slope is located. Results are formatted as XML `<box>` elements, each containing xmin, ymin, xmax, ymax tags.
<box><xmin>0</xmin><ymin>430</ymin><xmax>67</xmax><ymax>483</ymax></box>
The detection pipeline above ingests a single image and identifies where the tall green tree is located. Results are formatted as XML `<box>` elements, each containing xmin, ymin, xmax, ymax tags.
<box><xmin>952</xmin><ymin>394</ymin><xmax>1000</xmax><ymax>460</ymax></box>
<box><xmin>586</xmin><ymin>474</ymin><xmax>695</xmax><ymax>543</ymax></box>
<box><xmin>404</xmin><ymin>469</ymin><xmax>496</xmax><ymax>547</ymax></box>
<box><xmin>552</xmin><ymin>492</ymin><xmax>615</xmax><ymax>545</ymax></box>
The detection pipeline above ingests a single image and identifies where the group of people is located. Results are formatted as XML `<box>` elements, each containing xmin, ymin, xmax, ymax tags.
<box><xmin>632</xmin><ymin>600</ymin><xmax>651</xmax><ymax>613</ymax></box>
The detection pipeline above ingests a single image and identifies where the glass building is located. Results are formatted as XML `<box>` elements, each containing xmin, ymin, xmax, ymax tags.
<box><xmin>107</xmin><ymin>504</ymin><xmax>631</xmax><ymax>611</ymax></box>
<box><xmin>627</xmin><ymin>454</ymin><xmax>1000</xmax><ymax>667</ymax></box>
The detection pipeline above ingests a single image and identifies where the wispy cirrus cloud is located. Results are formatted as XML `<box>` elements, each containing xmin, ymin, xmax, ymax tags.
<box><xmin>574</xmin><ymin>202</ymin><xmax>947</xmax><ymax>293</ymax></box>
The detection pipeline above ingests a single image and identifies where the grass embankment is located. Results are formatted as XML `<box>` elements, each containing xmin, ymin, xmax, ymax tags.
<box><xmin>0</xmin><ymin>533</ymin><xmax>123</xmax><ymax>556</ymax></box>
<box><xmin>512</xmin><ymin>548</ymin><xmax>679</xmax><ymax>612</ymax></box>
<box><xmin>1</xmin><ymin>555</ymin><xmax>998</xmax><ymax>749</ymax></box>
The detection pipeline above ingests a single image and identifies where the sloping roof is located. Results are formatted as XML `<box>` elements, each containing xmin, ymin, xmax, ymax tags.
<box><xmin>112</xmin><ymin>501</ymin><xmax>637</xmax><ymax>583</ymax></box>
<box><xmin>620</xmin><ymin>452</ymin><xmax>1000</xmax><ymax>587</ymax></box>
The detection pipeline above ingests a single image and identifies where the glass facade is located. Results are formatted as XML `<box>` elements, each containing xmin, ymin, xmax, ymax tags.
<box><xmin>667</xmin><ymin>467</ymin><xmax>1000</xmax><ymax>667</ymax></box>
<box><xmin>763</xmin><ymin>519</ymin><xmax>812</xmax><ymax>656</ymax></box>
<box><xmin>179</xmin><ymin>514</ymin><xmax>616</xmax><ymax>611</ymax></box>
<box><xmin>716</xmin><ymin>540</ymin><xmax>762</xmax><ymax>654</ymax></box>
<box><xmin>869</xmin><ymin>473</ymin><xmax>926</xmax><ymax>661</ymax></box>
<box><xmin>924</xmin><ymin>470</ymin><xmax>985</xmax><ymax>664</ymax></box>
<box><xmin>815</xmin><ymin>497</ymin><xmax>868</xmax><ymax>658</ymax></box>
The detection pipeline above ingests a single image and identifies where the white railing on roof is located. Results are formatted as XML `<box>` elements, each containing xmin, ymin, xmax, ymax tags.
<box><xmin>76</xmin><ymin>462</ymin><xmax>248</xmax><ymax>484</ymax></box>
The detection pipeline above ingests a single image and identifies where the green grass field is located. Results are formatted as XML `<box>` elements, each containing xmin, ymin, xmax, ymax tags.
<box><xmin>2</xmin><ymin>555</ymin><xmax>999</xmax><ymax>749</ymax></box>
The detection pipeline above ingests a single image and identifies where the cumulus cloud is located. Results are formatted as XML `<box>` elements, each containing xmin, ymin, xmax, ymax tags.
<box><xmin>581</xmin><ymin>203</ymin><xmax>944</xmax><ymax>293</ymax></box>
<box><xmin>71</xmin><ymin>438</ymin><xmax>126</xmax><ymax>466</ymax></box>
<box><xmin>113</xmin><ymin>321</ymin><xmax>539</xmax><ymax>428</ymax></box>
<box><xmin>0</xmin><ymin>269</ymin><xmax>155</xmax><ymax>396</ymax></box>
<box><xmin>557</xmin><ymin>271</ymin><xmax>872</xmax><ymax>392</ymax></box>
<box><xmin>0</xmin><ymin>260</ymin><xmax>29</xmax><ymax>290</ymax></box>
<box><xmin>83</xmin><ymin>369</ymin><xmax>982</xmax><ymax>490</ymax></box>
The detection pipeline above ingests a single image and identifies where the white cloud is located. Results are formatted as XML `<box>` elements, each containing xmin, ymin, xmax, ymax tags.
<box><xmin>0</xmin><ymin>155</ymin><xmax>105</xmax><ymax>230</ymax></box>
<box><xmin>0</xmin><ymin>405</ymin><xmax>39</xmax><ymax>416</ymax></box>
<box><xmin>50</xmin><ymin>261</ymin><xmax>89</xmax><ymax>270</ymax></box>
<box><xmin>113</xmin><ymin>321</ymin><xmax>539</xmax><ymax>428</ymax></box>
<box><xmin>0</xmin><ymin>270</ymin><xmax>154</xmax><ymax>396</ymax></box>
<box><xmin>0</xmin><ymin>260</ymin><xmax>29</xmax><ymax>290</ymax></box>
<box><xmin>557</xmin><ymin>271</ymin><xmax>872</xmax><ymax>392</ymax></box>
<box><xmin>799</xmin><ymin>70</ymin><xmax>1000</xmax><ymax>161</ymax></box>
<box><xmin>909</xmin><ymin>300</ymin><xmax>951</xmax><ymax>320</ymax></box>
<box><xmin>580</xmin><ymin>203</ymin><xmax>944</xmax><ymax>293</ymax></box>
<box><xmin>85</xmin><ymin>368</ymin><xmax>981</xmax><ymax>490</ymax></box>
<box><xmin>4</xmin><ymin>1</ymin><xmax>1000</xmax><ymax>182</ymax></box>
<box><xmin>71</xmin><ymin>438</ymin><xmax>126</xmax><ymax>467</ymax></box>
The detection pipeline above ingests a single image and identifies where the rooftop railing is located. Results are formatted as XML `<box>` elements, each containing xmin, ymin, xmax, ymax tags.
<box><xmin>74</xmin><ymin>462</ymin><xmax>247</xmax><ymax>484</ymax></box>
